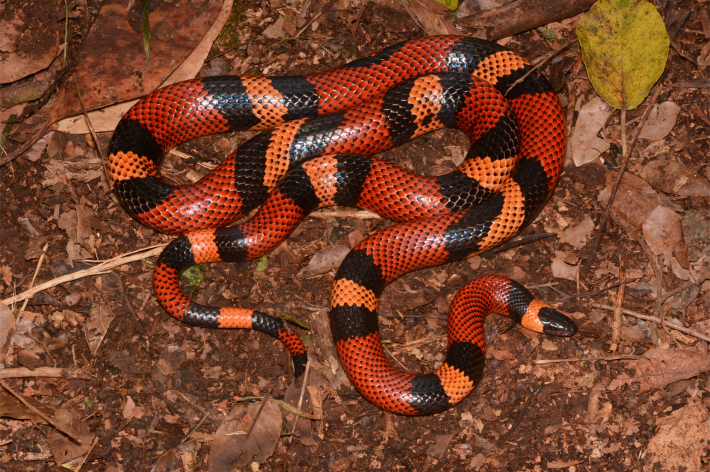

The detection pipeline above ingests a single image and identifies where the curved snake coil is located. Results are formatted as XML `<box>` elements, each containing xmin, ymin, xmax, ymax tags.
<box><xmin>108</xmin><ymin>36</ymin><xmax>577</xmax><ymax>415</ymax></box>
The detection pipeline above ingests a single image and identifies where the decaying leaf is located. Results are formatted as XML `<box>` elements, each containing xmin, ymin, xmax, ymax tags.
<box><xmin>607</xmin><ymin>348</ymin><xmax>710</xmax><ymax>393</ymax></box>
<box><xmin>83</xmin><ymin>304</ymin><xmax>115</xmax><ymax>355</ymax></box>
<box><xmin>208</xmin><ymin>395</ymin><xmax>282</xmax><ymax>470</ymax></box>
<box><xmin>47</xmin><ymin>406</ymin><xmax>95</xmax><ymax>464</ymax></box>
<box><xmin>638</xmin><ymin>102</ymin><xmax>681</xmax><ymax>140</ymax></box>
<box><xmin>639</xmin><ymin>160</ymin><xmax>710</xmax><ymax>198</ymax></box>
<box><xmin>570</xmin><ymin>97</ymin><xmax>613</xmax><ymax>166</ymax></box>
<box><xmin>642</xmin><ymin>205</ymin><xmax>691</xmax><ymax>280</ymax></box>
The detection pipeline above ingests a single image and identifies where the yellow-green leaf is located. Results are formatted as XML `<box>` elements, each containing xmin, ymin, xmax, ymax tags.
<box><xmin>434</xmin><ymin>0</ymin><xmax>458</xmax><ymax>12</ymax></box>
<box><xmin>576</xmin><ymin>0</ymin><xmax>668</xmax><ymax>110</ymax></box>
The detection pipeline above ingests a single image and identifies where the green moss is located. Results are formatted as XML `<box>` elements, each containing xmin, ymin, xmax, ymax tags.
<box><xmin>217</xmin><ymin>1</ymin><xmax>250</xmax><ymax>49</ymax></box>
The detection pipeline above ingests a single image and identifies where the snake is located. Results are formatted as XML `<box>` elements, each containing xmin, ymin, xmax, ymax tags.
<box><xmin>108</xmin><ymin>35</ymin><xmax>578</xmax><ymax>416</ymax></box>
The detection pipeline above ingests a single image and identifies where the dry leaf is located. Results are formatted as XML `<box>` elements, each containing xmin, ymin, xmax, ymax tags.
<box><xmin>305</xmin><ymin>246</ymin><xmax>350</xmax><ymax>276</ymax></box>
<box><xmin>607</xmin><ymin>348</ymin><xmax>710</xmax><ymax>393</ymax></box>
<box><xmin>559</xmin><ymin>214</ymin><xmax>595</xmax><ymax>249</ymax></box>
<box><xmin>642</xmin><ymin>205</ymin><xmax>691</xmax><ymax>278</ymax></box>
<box><xmin>83</xmin><ymin>304</ymin><xmax>115</xmax><ymax>355</ymax></box>
<box><xmin>639</xmin><ymin>160</ymin><xmax>710</xmax><ymax>197</ymax></box>
<box><xmin>570</xmin><ymin>97</ymin><xmax>613</xmax><ymax>166</ymax></box>
<box><xmin>47</xmin><ymin>406</ymin><xmax>95</xmax><ymax>464</ymax></box>
<box><xmin>208</xmin><ymin>395</ymin><xmax>282</xmax><ymax>470</ymax></box>
<box><xmin>638</xmin><ymin>102</ymin><xmax>681</xmax><ymax>140</ymax></box>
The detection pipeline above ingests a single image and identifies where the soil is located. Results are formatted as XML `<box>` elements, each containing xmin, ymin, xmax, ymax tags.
<box><xmin>1</xmin><ymin>0</ymin><xmax>709</xmax><ymax>471</ymax></box>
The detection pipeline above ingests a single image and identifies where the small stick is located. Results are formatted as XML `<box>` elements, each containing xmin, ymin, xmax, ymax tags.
<box><xmin>74</xmin><ymin>436</ymin><xmax>99</xmax><ymax>472</ymax></box>
<box><xmin>505</xmin><ymin>40</ymin><xmax>579</xmax><ymax>95</ymax></box>
<box><xmin>579</xmin><ymin>81</ymin><xmax>665</xmax><ymax>278</ymax></box>
<box><xmin>2</xmin><ymin>244</ymin><xmax>165</xmax><ymax>305</ymax></box>
<box><xmin>205</xmin><ymin>43</ymin><xmax>247</xmax><ymax>63</ymax></box>
<box><xmin>610</xmin><ymin>250</ymin><xmax>627</xmax><ymax>352</ymax></box>
<box><xmin>500</xmin><ymin>386</ymin><xmax>537</xmax><ymax>443</ymax></box>
<box><xmin>181</xmin><ymin>411</ymin><xmax>210</xmax><ymax>444</ymax></box>
<box><xmin>294</xmin><ymin>0</ymin><xmax>337</xmax><ymax>39</ymax></box>
<box><xmin>0</xmin><ymin>366</ymin><xmax>91</xmax><ymax>380</ymax></box>
<box><xmin>535</xmin><ymin>355</ymin><xmax>640</xmax><ymax>364</ymax></box>
<box><xmin>350</xmin><ymin>0</ymin><xmax>370</xmax><ymax>34</ymax></box>
<box><xmin>16</xmin><ymin>243</ymin><xmax>49</xmax><ymax>321</ymax></box>
<box><xmin>74</xmin><ymin>80</ymin><xmax>104</xmax><ymax>161</ymax></box>
<box><xmin>0</xmin><ymin>378</ymin><xmax>83</xmax><ymax>443</ymax></box>
<box><xmin>480</xmin><ymin>232</ymin><xmax>557</xmax><ymax>259</ymax></box>
<box><xmin>289</xmin><ymin>360</ymin><xmax>310</xmax><ymax>442</ymax></box>
<box><xmin>592</xmin><ymin>303</ymin><xmax>710</xmax><ymax>343</ymax></box>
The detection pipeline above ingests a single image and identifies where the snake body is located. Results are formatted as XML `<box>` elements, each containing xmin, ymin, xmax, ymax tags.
<box><xmin>108</xmin><ymin>36</ymin><xmax>577</xmax><ymax>415</ymax></box>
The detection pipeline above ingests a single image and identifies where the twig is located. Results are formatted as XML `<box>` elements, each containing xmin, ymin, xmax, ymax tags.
<box><xmin>350</xmin><ymin>0</ymin><xmax>370</xmax><ymax>34</ymax></box>
<box><xmin>0</xmin><ymin>378</ymin><xmax>83</xmax><ymax>443</ymax></box>
<box><xmin>0</xmin><ymin>366</ymin><xmax>91</xmax><ymax>380</ymax></box>
<box><xmin>181</xmin><ymin>411</ymin><xmax>210</xmax><ymax>444</ymax></box>
<box><xmin>506</xmin><ymin>40</ymin><xmax>579</xmax><ymax>95</ymax></box>
<box><xmin>289</xmin><ymin>360</ymin><xmax>310</xmax><ymax>443</ymax></box>
<box><xmin>74</xmin><ymin>436</ymin><xmax>99</xmax><ymax>472</ymax></box>
<box><xmin>2</xmin><ymin>244</ymin><xmax>166</xmax><ymax>305</ymax></box>
<box><xmin>16</xmin><ymin>243</ymin><xmax>49</xmax><ymax>321</ymax></box>
<box><xmin>549</xmin><ymin>279</ymin><xmax>637</xmax><ymax>303</ymax></box>
<box><xmin>205</xmin><ymin>43</ymin><xmax>247</xmax><ymax>63</ymax></box>
<box><xmin>592</xmin><ymin>303</ymin><xmax>710</xmax><ymax>343</ymax></box>
<box><xmin>500</xmin><ymin>386</ymin><xmax>538</xmax><ymax>443</ymax></box>
<box><xmin>610</xmin><ymin>250</ymin><xmax>626</xmax><ymax>352</ymax></box>
<box><xmin>669</xmin><ymin>38</ymin><xmax>699</xmax><ymax>66</ymax></box>
<box><xmin>74</xmin><ymin>80</ymin><xmax>104</xmax><ymax>161</ymax></box>
<box><xmin>579</xmin><ymin>80</ymin><xmax>665</xmax><ymax>278</ymax></box>
<box><xmin>24</xmin><ymin>333</ymin><xmax>57</xmax><ymax>367</ymax></box>
<box><xmin>0</xmin><ymin>121</ymin><xmax>52</xmax><ymax>166</ymax></box>
<box><xmin>294</xmin><ymin>0</ymin><xmax>337</xmax><ymax>39</ymax></box>
<box><xmin>480</xmin><ymin>232</ymin><xmax>557</xmax><ymax>259</ymax></box>
<box><xmin>535</xmin><ymin>355</ymin><xmax>640</xmax><ymax>364</ymax></box>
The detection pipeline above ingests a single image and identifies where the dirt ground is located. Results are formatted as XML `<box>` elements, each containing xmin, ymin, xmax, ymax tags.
<box><xmin>1</xmin><ymin>0</ymin><xmax>710</xmax><ymax>471</ymax></box>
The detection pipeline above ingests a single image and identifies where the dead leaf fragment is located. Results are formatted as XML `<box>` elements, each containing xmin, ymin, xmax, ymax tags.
<box><xmin>0</xmin><ymin>303</ymin><xmax>15</xmax><ymax>361</ymax></box>
<box><xmin>427</xmin><ymin>432</ymin><xmax>455</xmax><ymax>459</ymax></box>
<box><xmin>639</xmin><ymin>160</ymin><xmax>710</xmax><ymax>197</ymax></box>
<box><xmin>607</xmin><ymin>348</ymin><xmax>710</xmax><ymax>393</ymax></box>
<box><xmin>638</xmin><ymin>102</ymin><xmax>682</xmax><ymax>140</ymax></box>
<box><xmin>305</xmin><ymin>246</ymin><xmax>350</xmax><ymax>276</ymax></box>
<box><xmin>47</xmin><ymin>406</ymin><xmax>95</xmax><ymax>464</ymax></box>
<box><xmin>642</xmin><ymin>205</ymin><xmax>691</xmax><ymax>277</ymax></box>
<box><xmin>208</xmin><ymin>395</ymin><xmax>282</xmax><ymax>470</ymax></box>
<box><xmin>559</xmin><ymin>214</ymin><xmax>595</xmax><ymax>249</ymax></box>
<box><xmin>570</xmin><ymin>97</ymin><xmax>613</xmax><ymax>166</ymax></box>
<box><xmin>83</xmin><ymin>304</ymin><xmax>115</xmax><ymax>355</ymax></box>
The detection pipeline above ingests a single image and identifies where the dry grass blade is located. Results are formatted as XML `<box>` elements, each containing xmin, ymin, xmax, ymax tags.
<box><xmin>2</xmin><ymin>244</ymin><xmax>165</xmax><ymax>305</ymax></box>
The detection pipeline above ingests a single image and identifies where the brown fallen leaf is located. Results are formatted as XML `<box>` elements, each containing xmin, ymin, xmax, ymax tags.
<box><xmin>607</xmin><ymin>348</ymin><xmax>710</xmax><ymax>394</ymax></box>
<box><xmin>305</xmin><ymin>245</ymin><xmax>350</xmax><ymax>276</ymax></box>
<box><xmin>558</xmin><ymin>214</ymin><xmax>595</xmax><ymax>249</ymax></box>
<box><xmin>599</xmin><ymin>170</ymin><xmax>661</xmax><ymax>230</ymax></box>
<box><xmin>402</xmin><ymin>0</ymin><xmax>460</xmax><ymax>36</ymax></box>
<box><xmin>0</xmin><ymin>0</ymin><xmax>63</xmax><ymax>84</ymax></box>
<box><xmin>152</xmin><ymin>440</ymin><xmax>198</xmax><ymax>472</ymax></box>
<box><xmin>208</xmin><ymin>395</ymin><xmax>282</xmax><ymax>470</ymax></box>
<box><xmin>283</xmin><ymin>385</ymin><xmax>316</xmax><ymax>447</ymax></box>
<box><xmin>427</xmin><ymin>432</ymin><xmax>455</xmax><ymax>460</ymax></box>
<box><xmin>639</xmin><ymin>159</ymin><xmax>710</xmax><ymax>198</ymax></box>
<box><xmin>642</xmin><ymin>205</ymin><xmax>691</xmax><ymax>279</ymax></box>
<box><xmin>647</xmin><ymin>401</ymin><xmax>710</xmax><ymax>472</ymax></box>
<box><xmin>83</xmin><ymin>304</ymin><xmax>115</xmax><ymax>355</ymax></box>
<box><xmin>47</xmin><ymin>406</ymin><xmax>95</xmax><ymax>464</ymax></box>
<box><xmin>489</xmin><ymin>348</ymin><xmax>516</xmax><ymax>361</ymax></box>
<box><xmin>0</xmin><ymin>302</ymin><xmax>14</xmax><ymax>360</ymax></box>
<box><xmin>49</xmin><ymin>0</ymin><xmax>225</xmax><ymax>124</ymax></box>
<box><xmin>570</xmin><ymin>97</ymin><xmax>613</xmax><ymax>166</ymax></box>
<box><xmin>638</xmin><ymin>102</ymin><xmax>682</xmax><ymax>140</ymax></box>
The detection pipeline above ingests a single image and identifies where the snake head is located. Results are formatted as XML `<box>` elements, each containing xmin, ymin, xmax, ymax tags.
<box><xmin>538</xmin><ymin>307</ymin><xmax>578</xmax><ymax>337</ymax></box>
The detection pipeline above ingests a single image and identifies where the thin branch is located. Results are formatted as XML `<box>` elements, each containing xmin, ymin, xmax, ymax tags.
<box><xmin>2</xmin><ymin>244</ymin><xmax>165</xmax><ymax>305</ymax></box>
<box><xmin>0</xmin><ymin>366</ymin><xmax>91</xmax><ymax>380</ymax></box>
<box><xmin>506</xmin><ymin>40</ymin><xmax>579</xmax><ymax>96</ymax></box>
<box><xmin>580</xmin><ymin>80</ymin><xmax>665</xmax><ymax>278</ymax></box>
<box><xmin>592</xmin><ymin>303</ymin><xmax>710</xmax><ymax>343</ymax></box>
<box><xmin>294</xmin><ymin>0</ymin><xmax>337</xmax><ymax>39</ymax></box>
<box><xmin>0</xmin><ymin>378</ymin><xmax>83</xmax><ymax>443</ymax></box>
